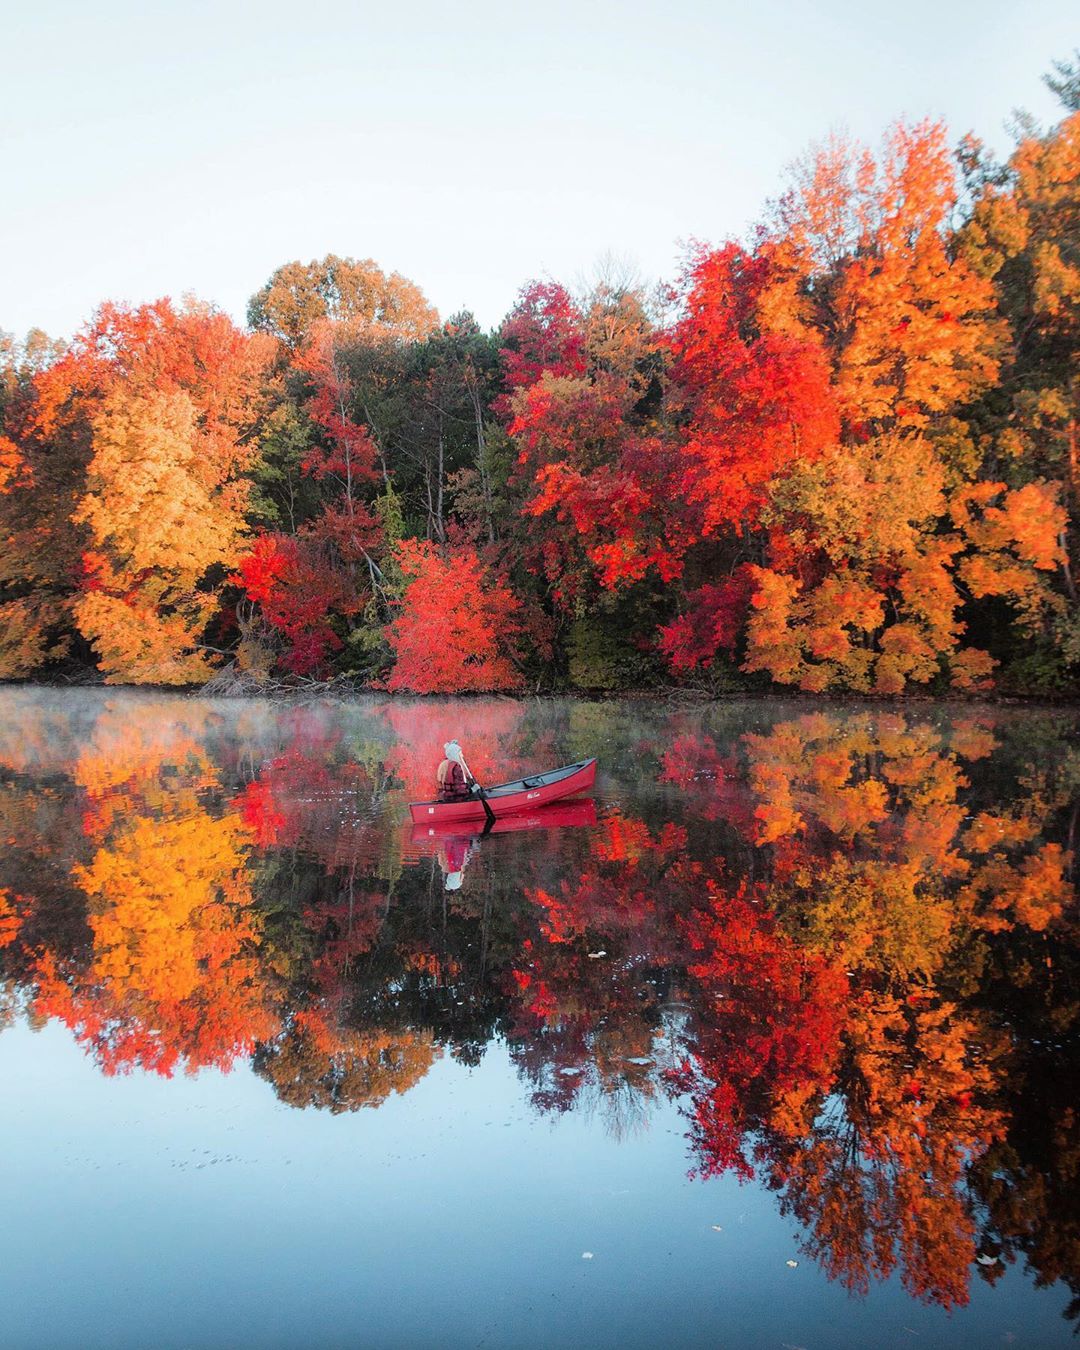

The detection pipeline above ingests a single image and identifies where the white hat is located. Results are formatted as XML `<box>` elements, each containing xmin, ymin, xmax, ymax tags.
<box><xmin>444</xmin><ymin>870</ymin><xmax>463</xmax><ymax>892</ymax></box>
<box><xmin>443</xmin><ymin>740</ymin><xmax>465</xmax><ymax>765</ymax></box>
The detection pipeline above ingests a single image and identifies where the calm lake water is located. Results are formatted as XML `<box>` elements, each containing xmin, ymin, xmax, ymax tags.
<box><xmin>0</xmin><ymin>688</ymin><xmax>1078</xmax><ymax>1349</ymax></box>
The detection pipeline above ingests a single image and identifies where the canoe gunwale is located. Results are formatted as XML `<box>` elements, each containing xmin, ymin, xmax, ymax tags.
<box><xmin>473</xmin><ymin>758</ymin><xmax>592</xmax><ymax>799</ymax></box>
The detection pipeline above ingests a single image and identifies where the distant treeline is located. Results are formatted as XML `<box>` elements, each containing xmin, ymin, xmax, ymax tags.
<box><xmin>2</xmin><ymin>57</ymin><xmax>1079</xmax><ymax>695</ymax></box>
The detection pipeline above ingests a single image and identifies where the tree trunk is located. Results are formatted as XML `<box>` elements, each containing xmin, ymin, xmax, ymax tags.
<box><xmin>434</xmin><ymin>412</ymin><xmax>446</xmax><ymax>543</ymax></box>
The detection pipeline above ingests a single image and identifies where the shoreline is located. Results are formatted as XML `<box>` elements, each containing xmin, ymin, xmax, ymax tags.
<box><xmin>5</xmin><ymin>675</ymin><xmax>1080</xmax><ymax>710</ymax></box>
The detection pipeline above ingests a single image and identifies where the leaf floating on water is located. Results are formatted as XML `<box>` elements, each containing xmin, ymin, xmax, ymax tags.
<box><xmin>581</xmin><ymin>1251</ymin><xmax>594</xmax><ymax>1260</ymax></box>
<box><xmin>785</xmin><ymin>1259</ymin><xmax>799</xmax><ymax>1268</ymax></box>
<box><xmin>710</xmin><ymin>1225</ymin><xmax>724</xmax><ymax>1232</ymax></box>
<box><xmin>587</xmin><ymin>950</ymin><xmax>607</xmax><ymax>959</ymax></box>
<box><xmin>976</xmin><ymin>1252</ymin><xmax>1000</xmax><ymax>1266</ymax></box>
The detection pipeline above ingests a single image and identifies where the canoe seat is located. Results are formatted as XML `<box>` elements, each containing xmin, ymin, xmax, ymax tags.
<box><xmin>521</xmin><ymin>777</ymin><xmax>545</xmax><ymax>788</ymax></box>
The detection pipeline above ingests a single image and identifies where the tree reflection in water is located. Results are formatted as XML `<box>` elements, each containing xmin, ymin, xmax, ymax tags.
<box><xmin>0</xmin><ymin>690</ymin><xmax>1077</xmax><ymax>1320</ymax></box>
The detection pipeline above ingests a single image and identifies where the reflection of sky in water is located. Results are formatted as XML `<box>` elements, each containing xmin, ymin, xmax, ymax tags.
<box><xmin>0</xmin><ymin>688</ymin><xmax>1077</xmax><ymax>1347</ymax></box>
<box><xmin>0</xmin><ymin>1024</ymin><xmax>1059</xmax><ymax>1350</ymax></box>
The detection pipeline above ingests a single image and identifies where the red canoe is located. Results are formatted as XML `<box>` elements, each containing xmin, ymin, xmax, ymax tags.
<box><xmin>410</xmin><ymin>797</ymin><xmax>597</xmax><ymax>843</ymax></box>
<box><xmin>408</xmin><ymin>758</ymin><xmax>597</xmax><ymax>825</ymax></box>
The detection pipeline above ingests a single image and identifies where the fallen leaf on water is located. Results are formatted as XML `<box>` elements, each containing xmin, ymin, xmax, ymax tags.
<box><xmin>581</xmin><ymin>1251</ymin><xmax>594</xmax><ymax>1260</ymax></box>
<box><xmin>710</xmin><ymin>1225</ymin><xmax>724</xmax><ymax>1232</ymax></box>
<box><xmin>976</xmin><ymin>1253</ymin><xmax>1000</xmax><ymax>1266</ymax></box>
<box><xmin>587</xmin><ymin>951</ymin><xmax>607</xmax><ymax>959</ymax></box>
<box><xmin>785</xmin><ymin>1259</ymin><xmax>799</xmax><ymax>1268</ymax></box>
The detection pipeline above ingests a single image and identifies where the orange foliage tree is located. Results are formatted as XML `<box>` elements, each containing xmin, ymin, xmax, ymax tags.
<box><xmin>772</xmin><ymin>121</ymin><xmax>1004</xmax><ymax>431</ymax></box>
<box><xmin>247</xmin><ymin>253</ymin><xmax>439</xmax><ymax>347</ymax></box>
<box><xmin>1</xmin><ymin>299</ymin><xmax>274</xmax><ymax>683</ymax></box>
<box><xmin>740</xmin><ymin>437</ymin><xmax>1067</xmax><ymax>693</ymax></box>
<box><xmin>71</xmin><ymin>303</ymin><xmax>274</xmax><ymax>682</ymax></box>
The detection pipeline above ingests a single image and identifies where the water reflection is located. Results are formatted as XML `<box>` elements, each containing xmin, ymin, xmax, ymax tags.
<box><xmin>1</xmin><ymin>689</ymin><xmax>1078</xmax><ymax>1325</ymax></box>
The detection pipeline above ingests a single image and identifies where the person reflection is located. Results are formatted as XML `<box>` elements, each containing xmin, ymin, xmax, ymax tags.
<box><xmin>437</xmin><ymin>834</ymin><xmax>476</xmax><ymax>891</ymax></box>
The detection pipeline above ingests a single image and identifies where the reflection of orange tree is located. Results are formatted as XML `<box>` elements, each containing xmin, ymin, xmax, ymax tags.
<box><xmin>72</xmin><ymin>814</ymin><xmax>274</xmax><ymax>1075</ymax></box>
<box><xmin>745</xmin><ymin>713</ymin><xmax>1072</xmax><ymax>958</ymax></box>
<box><xmin>671</xmin><ymin>711</ymin><xmax>1074</xmax><ymax>1310</ymax></box>
<box><xmin>769</xmin><ymin>993</ymin><xmax>1005</xmax><ymax>1311</ymax></box>
<box><xmin>255</xmin><ymin>1010</ymin><xmax>440</xmax><ymax>1113</ymax></box>
<box><xmin>72</xmin><ymin>704</ymin><xmax>218</xmax><ymax>841</ymax></box>
<box><xmin>27</xmin><ymin>708</ymin><xmax>279</xmax><ymax>1076</ymax></box>
<box><xmin>33</xmin><ymin>809</ymin><xmax>276</xmax><ymax>1076</ymax></box>
<box><xmin>675</xmin><ymin>915</ymin><xmax>1002</xmax><ymax>1311</ymax></box>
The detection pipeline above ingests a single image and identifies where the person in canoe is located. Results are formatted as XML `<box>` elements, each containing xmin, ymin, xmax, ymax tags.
<box><xmin>436</xmin><ymin>740</ymin><xmax>476</xmax><ymax>801</ymax></box>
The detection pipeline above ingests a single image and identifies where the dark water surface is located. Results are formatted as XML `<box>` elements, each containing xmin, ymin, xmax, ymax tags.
<box><xmin>1</xmin><ymin>688</ymin><xmax>1078</xmax><ymax>1349</ymax></box>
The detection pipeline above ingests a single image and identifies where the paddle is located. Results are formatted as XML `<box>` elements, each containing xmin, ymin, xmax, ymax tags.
<box><xmin>457</xmin><ymin>749</ymin><xmax>496</xmax><ymax>830</ymax></box>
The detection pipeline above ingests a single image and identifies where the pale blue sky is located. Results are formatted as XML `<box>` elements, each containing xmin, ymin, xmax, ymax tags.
<box><xmin>3</xmin><ymin>0</ymin><xmax>1076</xmax><ymax>341</ymax></box>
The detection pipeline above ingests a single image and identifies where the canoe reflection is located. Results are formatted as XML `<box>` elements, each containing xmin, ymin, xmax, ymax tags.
<box><xmin>410</xmin><ymin>798</ymin><xmax>599</xmax><ymax>890</ymax></box>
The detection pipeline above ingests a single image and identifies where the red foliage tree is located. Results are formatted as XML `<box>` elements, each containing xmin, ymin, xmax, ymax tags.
<box><xmin>659</xmin><ymin>567</ymin><xmax>756</xmax><ymax>670</ymax></box>
<box><xmin>233</xmin><ymin>533</ymin><xmax>358</xmax><ymax>676</ymax></box>
<box><xmin>667</xmin><ymin>242</ymin><xmax>840</xmax><ymax>538</ymax></box>
<box><xmin>495</xmin><ymin>281</ymin><xmax>588</xmax><ymax>416</ymax></box>
<box><xmin>384</xmin><ymin>539</ymin><xmax>525</xmax><ymax>693</ymax></box>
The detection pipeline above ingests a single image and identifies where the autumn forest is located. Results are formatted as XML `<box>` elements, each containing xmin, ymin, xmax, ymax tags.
<box><xmin>2</xmin><ymin>63</ymin><xmax>1080</xmax><ymax>697</ymax></box>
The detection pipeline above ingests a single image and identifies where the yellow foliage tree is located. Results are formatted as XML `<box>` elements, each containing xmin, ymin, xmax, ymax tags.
<box><xmin>72</xmin><ymin>389</ymin><xmax>251</xmax><ymax>683</ymax></box>
<box><xmin>743</xmin><ymin>434</ymin><xmax>1066</xmax><ymax>693</ymax></box>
